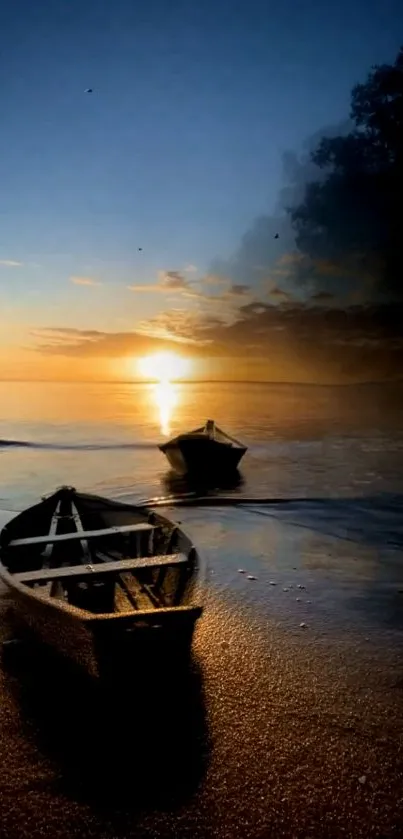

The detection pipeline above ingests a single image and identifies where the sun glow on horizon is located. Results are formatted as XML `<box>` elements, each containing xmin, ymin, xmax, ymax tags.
<box><xmin>137</xmin><ymin>351</ymin><xmax>192</xmax><ymax>384</ymax></box>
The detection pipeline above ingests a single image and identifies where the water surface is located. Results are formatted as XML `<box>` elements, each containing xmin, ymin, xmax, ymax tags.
<box><xmin>1</xmin><ymin>380</ymin><xmax>403</xmax><ymax>635</ymax></box>
<box><xmin>1</xmin><ymin>380</ymin><xmax>403</xmax><ymax>508</ymax></box>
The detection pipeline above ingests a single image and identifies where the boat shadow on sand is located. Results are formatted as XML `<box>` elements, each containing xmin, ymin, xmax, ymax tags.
<box><xmin>1</xmin><ymin>619</ymin><xmax>210</xmax><ymax>812</ymax></box>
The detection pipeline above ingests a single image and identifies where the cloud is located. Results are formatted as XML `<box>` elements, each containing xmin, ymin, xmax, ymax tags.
<box><xmin>310</xmin><ymin>291</ymin><xmax>336</xmax><ymax>304</ymax></box>
<box><xmin>135</xmin><ymin>309</ymin><xmax>218</xmax><ymax>343</ymax></box>
<box><xmin>30</xmin><ymin>316</ymin><xmax>214</xmax><ymax>365</ymax></box>
<box><xmin>159</xmin><ymin>271</ymin><xmax>190</xmax><ymax>290</ymax></box>
<box><xmin>181</xmin><ymin>289</ymin><xmax>206</xmax><ymax>300</ymax></box>
<box><xmin>180</xmin><ymin>282</ymin><xmax>251</xmax><ymax>301</ymax></box>
<box><xmin>127</xmin><ymin>271</ymin><xmax>252</xmax><ymax>318</ymax></box>
<box><xmin>30</xmin><ymin>327</ymin><xmax>101</xmax><ymax>343</ymax></box>
<box><xmin>70</xmin><ymin>276</ymin><xmax>101</xmax><ymax>286</ymax></box>
<box><xmin>32</xmin><ymin>326</ymin><xmax>201</xmax><ymax>358</ymax></box>
<box><xmin>267</xmin><ymin>286</ymin><xmax>294</xmax><ymax>303</ymax></box>
<box><xmin>277</xmin><ymin>253</ymin><xmax>304</xmax><ymax>266</ymax></box>
<box><xmin>135</xmin><ymin>300</ymin><xmax>403</xmax><ymax>380</ymax></box>
<box><xmin>138</xmin><ymin>299</ymin><xmax>403</xmax><ymax>347</ymax></box>
<box><xmin>228</xmin><ymin>284</ymin><xmax>250</xmax><ymax>296</ymax></box>
<box><xmin>127</xmin><ymin>284</ymin><xmax>162</xmax><ymax>293</ymax></box>
<box><xmin>184</xmin><ymin>264</ymin><xmax>198</xmax><ymax>273</ymax></box>
<box><xmin>0</xmin><ymin>259</ymin><xmax>22</xmax><ymax>267</ymax></box>
<box><xmin>128</xmin><ymin>270</ymin><xmax>190</xmax><ymax>294</ymax></box>
<box><xmin>201</xmin><ymin>274</ymin><xmax>228</xmax><ymax>286</ymax></box>
<box><xmin>30</xmin><ymin>300</ymin><xmax>403</xmax><ymax>381</ymax></box>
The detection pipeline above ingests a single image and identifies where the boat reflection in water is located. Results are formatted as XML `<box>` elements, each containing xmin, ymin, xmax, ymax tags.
<box><xmin>162</xmin><ymin>467</ymin><xmax>244</xmax><ymax>497</ymax></box>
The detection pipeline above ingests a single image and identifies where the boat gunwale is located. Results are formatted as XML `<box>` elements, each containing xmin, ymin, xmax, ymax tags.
<box><xmin>0</xmin><ymin>561</ymin><xmax>204</xmax><ymax>625</ymax></box>
<box><xmin>159</xmin><ymin>420</ymin><xmax>247</xmax><ymax>452</ymax></box>
<box><xmin>0</xmin><ymin>504</ymin><xmax>208</xmax><ymax>623</ymax></box>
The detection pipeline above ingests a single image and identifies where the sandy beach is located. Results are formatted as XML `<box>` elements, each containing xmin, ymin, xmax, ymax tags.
<box><xmin>1</xmin><ymin>506</ymin><xmax>403</xmax><ymax>839</ymax></box>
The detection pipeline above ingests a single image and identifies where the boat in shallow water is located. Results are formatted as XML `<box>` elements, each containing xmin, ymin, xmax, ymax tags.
<box><xmin>0</xmin><ymin>486</ymin><xmax>205</xmax><ymax>676</ymax></box>
<box><xmin>159</xmin><ymin>419</ymin><xmax>247</xmax><ymax>476</ymax></box>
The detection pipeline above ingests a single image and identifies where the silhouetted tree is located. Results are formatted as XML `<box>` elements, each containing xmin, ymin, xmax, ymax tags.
<box><xmin>289</xmin><ymin>47</ymin><xmax>403</xmax><ymax>298</ymax></box>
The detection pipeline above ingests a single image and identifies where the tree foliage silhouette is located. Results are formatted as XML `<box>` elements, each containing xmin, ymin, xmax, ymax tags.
<box><xmin>289</xmin><ymin>47</ymin><xmax>403</xmax><ymax>298</ymax></box>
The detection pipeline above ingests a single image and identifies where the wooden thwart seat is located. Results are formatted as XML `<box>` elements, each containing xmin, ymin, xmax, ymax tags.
<box><xmin>13</xmin><ymin>552</ymin><xmax>187</xmax><ymax>584</ymax></box>
<box><xmin>8</xmin><ymin>522</ymin><xmax>154</xmax><ymax>548</ymax></box>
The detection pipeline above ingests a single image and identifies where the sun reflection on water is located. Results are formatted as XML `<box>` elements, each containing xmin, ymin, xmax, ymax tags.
<box><xmin>137</xmin><ymin>352</ymin><xmax>190</xmax><ymax>436</ymax></box>
<box><xmin>152</xmin><ymin>380</ymin><xmax>179</xmax><ymax>436</ymax></box>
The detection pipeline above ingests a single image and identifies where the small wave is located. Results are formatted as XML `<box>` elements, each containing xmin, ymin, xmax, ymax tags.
<box><xmin>0</xmin><ymin>439</ymin><xmax>157</xmax><ymax>451</ymax></box>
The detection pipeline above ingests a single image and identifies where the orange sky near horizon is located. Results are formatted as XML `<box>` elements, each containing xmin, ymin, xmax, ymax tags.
<box><xmin>0</xmin><ymin>351</ymin><xmax>274</xmax><ymax>384</ymax></box>
<box><xmin>1</xmin><ymin>285</ymin><xmax>402</xmax><ymax>385</ymax></box>
<box><xmin>0</xmin><ymin>349</ymin><xmax>370</xmax><ymax>386</ymax></box>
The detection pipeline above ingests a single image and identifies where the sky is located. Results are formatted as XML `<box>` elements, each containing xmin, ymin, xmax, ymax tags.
<box><xmin>1</xmin><ymin>0</ymin><xmax>403</xmax><ymax>382</ymax></box>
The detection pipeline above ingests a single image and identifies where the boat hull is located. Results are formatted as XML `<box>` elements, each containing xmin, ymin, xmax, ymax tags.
<box><xmin>0</xmin><ymin>490</ymin><xmax>206</xmax><ymax>677</ymax></box>
<box><xmin>1</xmin><ymin>573</ymin><xmax>203</xmax><ymax>677</ymax></box>
<box><xmin>1</xmin><ymin>574</ymin><xmax>97</xmax><ymax>674</ymax></box>
<box><xmin>160</xmin><ymin>437</ymin><xmax>246</xmax><ymax>476</ymax></box>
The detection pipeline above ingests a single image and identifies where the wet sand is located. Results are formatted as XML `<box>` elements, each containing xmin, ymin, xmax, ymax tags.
<box><xmin>1</xmin><ymin>507</ymin><xmax>403</xmax><ymax>838</ymax></box>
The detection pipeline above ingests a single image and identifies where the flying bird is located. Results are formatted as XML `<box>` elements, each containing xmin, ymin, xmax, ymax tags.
<box><xmin>138</xmin><ymin>247</ymin><xmax>143</xmax><ymax>251</ymax></box>
<box><xmin>85</xmin><ymin>88</ymin><xmax>93</xmax><ymax>93</ymax></box>
<box><xmin>274</xmin><ymin>233</ymin><xmax>279</xmax><ymax>239</ymax></box>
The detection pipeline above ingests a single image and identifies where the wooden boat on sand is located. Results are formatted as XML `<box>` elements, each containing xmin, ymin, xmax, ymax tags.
<box><xmin>159</xmin><ymin>419</ymin><xmax>247</xmax><ymax>476</ymax></box>
<box><xmin>0</xmin><ymin>487</ymin><xmax>205</xmax><ymax>676</ymax></box>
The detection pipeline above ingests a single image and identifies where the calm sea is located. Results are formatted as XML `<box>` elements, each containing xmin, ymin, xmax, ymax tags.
<box><xmin>1</xmin><ymin>380</ymin><xmax>403</xmax><ymax>511</ymax></box>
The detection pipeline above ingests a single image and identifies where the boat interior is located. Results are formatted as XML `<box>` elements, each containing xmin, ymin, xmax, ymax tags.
<box><xmin>0</xmin><ymin>490</ymin><xmax>197</xmax><ymax>616</ymax></box>
<box><xmin>183</xmin><ymin>420</ymin><xmax>245</xmax><ymax>448</ymax></box>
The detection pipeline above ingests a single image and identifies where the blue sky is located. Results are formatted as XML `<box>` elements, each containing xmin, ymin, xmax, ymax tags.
<box><xmin>1</xmin><ymin>0</ymin><xmax>403</xmax><ymax>377</ymax></box>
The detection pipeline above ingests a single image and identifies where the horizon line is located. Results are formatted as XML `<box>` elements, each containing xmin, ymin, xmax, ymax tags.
<box><xmin>0</xmin><ymin>378</ymin><xmax>402</xmax><ymax>387</ymax></box>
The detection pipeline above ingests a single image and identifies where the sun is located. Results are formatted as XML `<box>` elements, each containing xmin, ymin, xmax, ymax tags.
<box><xmin>137</xmin><ymin>351</ymin><xmax>191</xmax><ymax>383</ymax></box>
